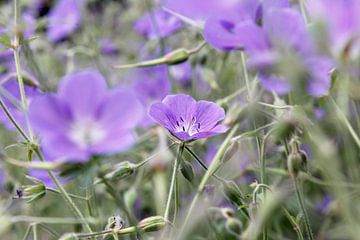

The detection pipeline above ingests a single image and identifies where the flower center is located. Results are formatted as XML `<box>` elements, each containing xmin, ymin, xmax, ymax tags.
<box><xmin>69</xmin><ymin>119</ymin><xmax>106</xmax><ymax>148</ymax></box>
<box><xmin>174</xmin><ymin>116</ymin><xmax>201</xmax><ymax>136</ymax></box>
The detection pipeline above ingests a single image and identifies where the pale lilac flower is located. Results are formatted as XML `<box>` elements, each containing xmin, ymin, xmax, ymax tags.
<box><xmin>47</xmin><ymin>0</ymin><xmax>85</xmax><ymax>42</ymax></box>
<box><xmin>29</xmin><ymin>70</ymin><xmax>144</xmax><ymax>162</ymax></box>
<box><xmin>98</xmin><ymin>38</ymin><xmax>118</xmax><ymax>55</ymax></box>
<box><xmin>134</xmin><ymin>9</ymin><xmax>182</xmax><ymax>39</ymax></box>
<box><xmin>308</xmin><ymin>0</ymin><xmax>360</xmax><ymax>60</ymax></box>
<box><xmin>0</xmin><ymin>72</ymin><xmax>39</xmax><ymax>130</ymax></box>
<box><xmin>149</xmin><ymin>94</ymin><xmax>228</xmax><ymax>142</ymax></box>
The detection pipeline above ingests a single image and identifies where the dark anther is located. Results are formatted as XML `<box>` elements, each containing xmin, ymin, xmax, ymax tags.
<box><xmin>182</xmin><ymin>126</ymin><xmax>186</xmax><ymax>131</ymax></box>
<box><xmin>180</xmin><ymin>117</ymin><xmax>184</xmax><ymax>122</ymax></box>
<box><xmin>176</xmin><ymin>121</ymin><xmax>180</xmax><ymax>127</ymax></box>
<box><xmin>197</xmin><ymin>123</ymin><xmax>201</xmax><ymax>129</ymax></box>
<box><xmin>16</xmin><ymin>189</ymin><xmax>23</xmax><ymax>198</ymax></box>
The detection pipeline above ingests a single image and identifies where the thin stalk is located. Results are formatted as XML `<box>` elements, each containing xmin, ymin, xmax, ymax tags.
<box><xmin>164</xmin><ymin>143</ymin><xmax>184</xmax><ymax>221</ymax></box>
<box><xmin>293</xmin><ymin>176</ymin><xmax>314</xmax><ymax>240</ymax></box>
<box><xmin>179</xmin><ymin>126</ymin><xmax>239</xmax><ymax>238</ymax></box>
<box><xmin>34</xmin><ymin>148</ymin><xmax>94</xmax><ymax>234</ymax></box>
<box><xmin>32</xmin><ymin>223</ymin><xmax>38</xmax><ymax>240</ymax></box>
<box><xmin>47</xmin><ymin>187</ymin><xmax>89</xmax><ymax>201</ymax></box>
<box><xmin>22</xmin><ymin>225</ymin><xmax>32</xmax><ymax>240</ymax></box>
<box><xmin>282</xmin><ymin>208</ymin><xmax>304</xmax><ymax>240</ymax></box>
<box><xmin>75</xmin><ymin>226</ymin><xmax>137</xmax><ymax>238</ymax></box>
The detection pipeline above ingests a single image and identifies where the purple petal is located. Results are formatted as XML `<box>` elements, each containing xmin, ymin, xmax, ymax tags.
<box><xmin>91</xmin><ymin>129</ymin><xmax>137</xmax><ymax>155</ymax></box>
<box><xmin>195</xmin><ymin>100</ymin><xmax>226</xmax><ymax>131</ymax></box>
<box><xmin>148</xmin><ymin>102</ymin><xmax>176</xmax><ymax>131</ymax></box>
<box><xmin>28</xmin><ymin>94</ymin><xmax>72</xmax><ymax>137</ymax></box>
<box><xmin>233</xmin><ymin>21</ymin><xmax>269</xmax><ymax>54</ymax></box>
<box><xmin>305</xmin><ymin>57</ymin><xmax>333</xmax><ymax>97</ymax></box>
<box><xmin>134</xmin><ymin>9</ymin><xmax>182</xmax><ymax>39</ymax></box>
<box><xmin>41</xmin><ymin>134</ymin><xmax>90</xmax><ymax>163</ymax></box>
<box><xmin>162</xmin><ymin>94</ymin><xmax>197</xmax><ymax>123</ymax></box>
<box><xmin>47</xmin><ymin>0</ymin><xmax>84</xmax><ymax>42</ymax></box>
<box><xmin>97</xmin><ymin>88</ymin><xmax>144</xmax><ymax>129</ymax></box>
<box><xmin>258</xmin><ymin>74</ymin><xmax>292</xmax><ymax>95</ymax></box>
<box><xmin>263</xmin><ymin>8</ymin><xmax>313</xmax><ymax>55</ymax></box>
<box><xmin>191</xmin><ymin>125</ymin><xmax>228</xmax><ymax>140</ymax></box>
<box><xmin>58</xmin><ymin>70</ymin><xmax>107</xmax><ymax>120</ymax></box>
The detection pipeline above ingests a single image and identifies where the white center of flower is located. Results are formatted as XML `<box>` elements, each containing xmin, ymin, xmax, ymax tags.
<box><xmin>174</xmin><ymin>116</ymin><xmax>201</xmax><ymax>136</ymax></box>
<box><xmin>69</xmin><ymin>119</ymin><xmax>106</xmax><ymax>148</ymax></box>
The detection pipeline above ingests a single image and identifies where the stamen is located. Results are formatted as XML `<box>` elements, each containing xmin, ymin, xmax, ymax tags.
<box><xmin>182</xmin><ymin>126</ymin><xmax>186</xmax><ymax>131</ymax></box>
<box><xmin>176</xmin><ymin>121</ymin><xmax>180</xmax><ymax>127</ymax></box>
<box><xmin>180</xmin><ymin>117</ymin><xmax>184</xmax><ymax>122</ymax></box>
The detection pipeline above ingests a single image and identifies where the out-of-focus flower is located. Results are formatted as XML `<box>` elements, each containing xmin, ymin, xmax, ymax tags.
<box><xmin>308</xmin><ymin>0</ymin><xmax>360</xmax><ymax>61</ymax></box>
<box><xmin>47</xmin><ymin>0</ymin><xmax>85</xmax><ymax>42</ymax></box>
<box><xmin>134</xmin><ymin>9</ymin><xmax>182</xmax><ymax>39</ymax></box>
<box><xmin>98</xmin><ymin>38</ymin><xmax>118</xmax><ymax>55</ymax></box>
<box><xmin>163</xmin><ymin>0</ymin><xmax>243</xmax><ymax>25</ymax></box>
<box><xmin>149</xmin><ymin>94</ymin><xmax>228</xmax><ymax>142</ymax></box>
<box><xmin>131</xmin><ymin>66</ymin><xmax>171</xmax><ymax>128</ymax></box>
<box><xmin>0</xmin><ymin>71</ymin><xmax>40</xmax><ymax>130</ymax></box>
<box><xmin>169</xmin><ymin>61</ymin><xmax>192</xmax><ymax>84</ymax></box>
<box><xmin>29</xmin><ymin>70</ymin><xmax>144</xmax><ymax>162</ymax></box>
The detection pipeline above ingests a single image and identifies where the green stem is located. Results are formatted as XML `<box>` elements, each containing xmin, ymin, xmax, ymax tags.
<box><xmin>282</xmin><ymin>207</ymin><xmax>304</xmax><ymax>240</ymax></box>
<box><xmin>47</xmin><ymin>187</ymin><xmax>89</xmax><ymax>201</ymax></box>
<box><xmin>179</xmin><ymin>126</ymin><xmax>239</xmax><ymax>237</ymax></box>
<box><xmin>164</xmin><ymin>143</ymin><xmax>184</xmax><ymax>222</ymax></box>
<box><xmin>293</xmin><ymin>176</ymin><xmax>314</xmax><ymax>240</ymax></box>
<box><xmin>32</xmin><ymin>223</ymin><xmax>38</xmax><ymax>240</ymax></box>
<box><xmin>75</xmin><ymin>226</ymin><xmax>137</xmax><ymax>238</ymax></box>
<box><xmin>34</xmin><ymin>148</ymin><xmax>93</xmax><ymax>234</ymax></box>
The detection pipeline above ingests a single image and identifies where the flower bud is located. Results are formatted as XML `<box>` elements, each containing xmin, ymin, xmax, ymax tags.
<box><xmin>180</xmin><ymin>160</ymin><xmax>195</xmax><ymax>183</ymax></box>
<box><xmin>22</xmin><ymin>176</ymin><xmax>46</xmax><ymax>203</ymax></box>
<box><xmin>163</xmin><ymin>48</ymin><xmax>190</xmax><ymax>65</ymax></box>
<box><xmin>137</xmin><ymin>216</ymin><xmax>166</xmax><ymax>232</ymax></box>
<box><xmin>222</xmin><ymin>181</ymin><xmax>245</xmax><ymax>208</ymax></box>
<box><xmin>225</xmin><ymin>218</ymin><xmax>242</xmax><ymax>236</ymax></box>
<box><xmin>287</xmin><ymin>150</ymin><xmax>307</xmax><ymax>176</ymax></box>
<box><xmin>102</xmin><ymin>161</ymin><xmax>136</xmax><ymax>181</ymax></box>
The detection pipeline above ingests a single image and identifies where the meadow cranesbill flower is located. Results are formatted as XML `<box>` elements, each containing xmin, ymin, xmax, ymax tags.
<box><xmin>134</xmin><ymin>9</ymin><xmax>182</xmax><ymax>39</ymax></box>
<box><xmin>47</xmin><ymin>0</ymin><xmax>85</xmax><ymax>42</ymax></box>
<box><xmin>149</xmin><ymin>94</ymin><xmax>228</xmax><ymax>142</ymax></box>
<box><xmin>29</xmin><ymin>70</ymin><xmax>143</xmax><ymax>162</ymax></box>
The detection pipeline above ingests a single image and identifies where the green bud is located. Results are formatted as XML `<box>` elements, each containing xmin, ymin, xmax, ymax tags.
<box><xmin>104</xmin><ymin>161</ymin><xmax>136</xmax><ymax>181</ymax></box>
<box><xmin>287</xmin><ymin>150</ymin><xmax>307</xmax><ymax>176</ymax></box>
<box><xmin>180</xmin><ymin>160</ymin><xmax>195</xmax><ymax>183</ymax></box>
<box><xmin>22</xmin><ymin>176</ymin><xmax>46</xmax><ymax>203</ymax></box>
<box><xmin>273</xmin><ymin>118</ymin><xmax>297</xmax><ymax>141</ymax></box>
<box><xmin>137</xmin><ymin>216</ymin><xmax>166</xmax><ymax>232</ymax></box>
<box><xmin>225</xmin><ymin>218</ymin><xmax>242</xmax><ymax>236</ymax></box>
<box><xmin>163</xmin><ymin>48</ymin><xmax>190</xmax><ymax>65</ymax></box>
<box><xmin>222</xmin><ymin>181</ymin><xmax>245</xmax><ymax>208</ymax></box>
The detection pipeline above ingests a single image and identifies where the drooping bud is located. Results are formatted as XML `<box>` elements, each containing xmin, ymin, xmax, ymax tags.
<box><xmin>287</xmin><ymin>139</ymin><xmax>307</xmax><ymax>176</ymax></box>
<box><xmin>137</xmin><ymin>216</ymin><xmax>166</xmax><ymax>232</ymax></box>
<box><xmin>21</xmin><ymin>176</ymin><xmax>46</xmax><ymax>203</ymax></box>
<box><xmin>222</xmin><ymin>181</ymin><xmax>245</xmax><ymax>208</ymax></box>
<box><xmin>180</xmin><ymin>160</ymin><xmax>195</xmax><ymax>183</ymax></box>
<box><xmin>163</xmin><ymin>48</ymin><xmax>190</xmax><ymax>65</ymax></box>
<box><xmin>96</xmin><ymin>161</ymin><xmax>137</xmax><ymax>183</ymax></box>
<box><xmin>225</xmin><ymin>218</ymin><xmax>242</xmax><ymax>236</ymax></box>
<box><xmin>287</xmin><ymin>150</ymin><xmax>307</xmax><ymax>176</ymax></box>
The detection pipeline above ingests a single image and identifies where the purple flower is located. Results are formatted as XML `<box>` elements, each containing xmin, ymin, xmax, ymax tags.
<box><xmin>309</xmin><ymin>0</ymin><xmax>360</xmax><ymax>60</ymax></box>
<box><xmin>131</xmin><ymin>66</ymin><xmax>171</xmax><ymax>128</ymax></box>
<box><xmin>0</xmin><ymin>72</ymin><xmax>40</xmax><ymax>130</ymax></box>
<box><xmin>29</xmin><ymin>70</ymin><xmax>144</xmax><ymax>163</ymax></box>
<box><xmin>149</xmin><ymin>94</ymin><xmax>228</xmax><ymax>142</ymax></box>
<box><xmin>134</xmin><ymin>9</ymin><xmax>182</xmax><ymax>39</ymax></box>
<box><xmin>163</xmin><ymin>0</ymin><xmax>242</xmax><ymax>24</ymax></box>
<box><xmin>98</xmin><ymin>38</ymin><xmax>118</xmax><ymax>55</ymax></box>
<box><xmin>169</xmin><ymin>62</ymin><xmax>192</xmax><ymax>83</ymax></box>
<box><xmin>47</xmin><ymin>0</ymin><xmax>85</xmax><ymax>42</ymax></box>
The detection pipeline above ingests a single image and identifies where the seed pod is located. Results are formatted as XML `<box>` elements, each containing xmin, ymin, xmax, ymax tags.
<box><xmin>137</xmin><ymin>216</ymin><xmax>166</xmax><ymax>232</ymax></box>
<box><xmin>163</xmin><ymin>48</ymin><xmax>190</xmax><ymax>65</ymax></box>
<box><xmin>103</xmin><ymin>161</ymin><xmax>136</xmax><ymax>181</ymax></box>
<box><xmin>180</xmin><ymin>160</ymin><xmax>195</xmax><ymax>183</ymax></box>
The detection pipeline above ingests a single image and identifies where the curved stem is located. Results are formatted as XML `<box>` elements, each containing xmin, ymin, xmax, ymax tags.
<box><xmin>164</xmin><ymin>143</ymin><xmax>184</xmax><ymax>222</ymax></box>
<box><xmin>293</xmin><ymin>176</ymin><xmax>314</xmax><ymax>240</ymax></box>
